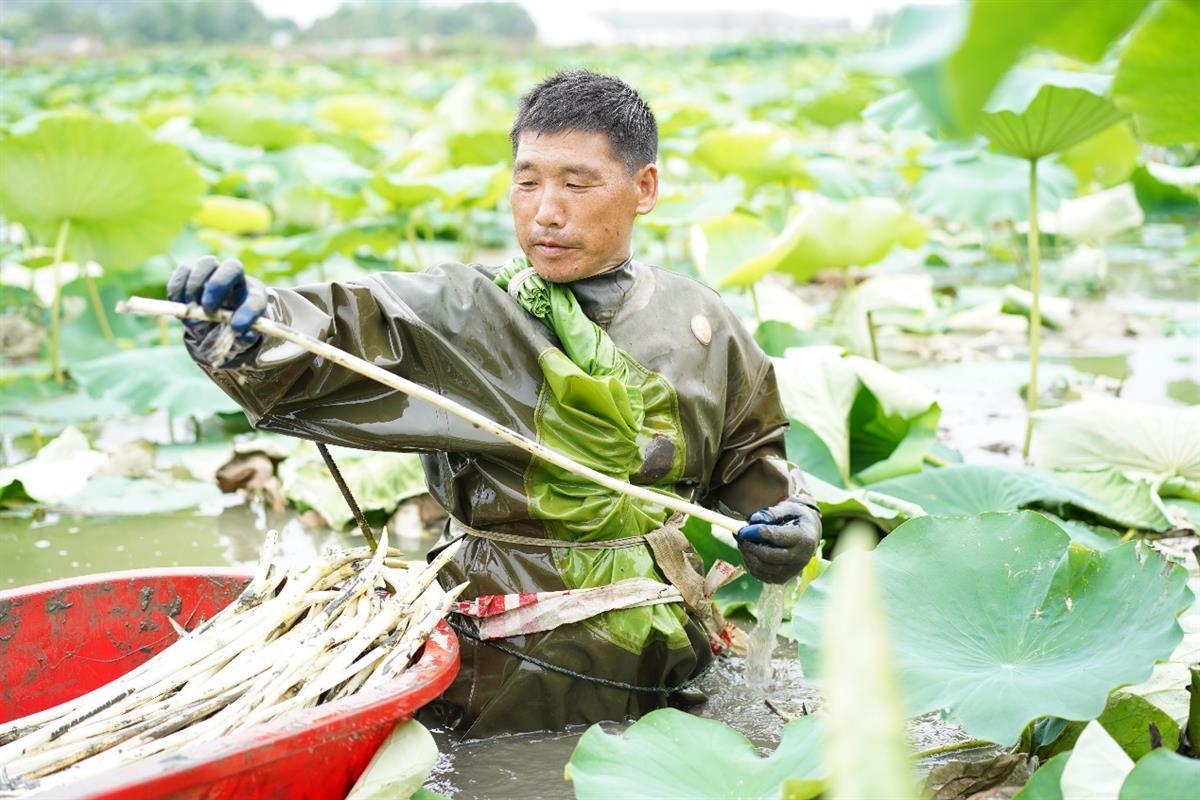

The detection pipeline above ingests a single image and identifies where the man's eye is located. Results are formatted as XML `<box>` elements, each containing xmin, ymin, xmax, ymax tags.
<box><xmin>517</xmin><ymin>181</ymin><xmax>537</xmax><ymax>188</ymax></box>
<box><xmin>566</xmin><ymin>183</ymin><xmax>587</xmax><ymax>190</ymax></box>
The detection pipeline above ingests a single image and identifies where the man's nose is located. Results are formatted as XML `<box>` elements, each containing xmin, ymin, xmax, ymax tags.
<box><xmin>533</xmin><ymin>188</ymin><xmax>566</xmax><ymax>228</ymax></box>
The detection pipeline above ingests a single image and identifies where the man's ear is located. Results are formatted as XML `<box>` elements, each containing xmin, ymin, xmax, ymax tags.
<box><xmin>634</xmin><ymin>163</ymin><xmax>658</xmax><ymax>215</ymax></box>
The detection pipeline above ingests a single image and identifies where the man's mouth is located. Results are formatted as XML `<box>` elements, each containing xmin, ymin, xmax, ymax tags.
<box><xmin>532</xmin><ymin>240</ymin><xmax>575</xmax><ymax>255</ymax></box>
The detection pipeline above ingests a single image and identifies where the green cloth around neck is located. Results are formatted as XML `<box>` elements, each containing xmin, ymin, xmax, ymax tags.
<box><xmin>494</xmin><ymin>256</ymin><xmax>691</xmax><ymax>652</ymax></box>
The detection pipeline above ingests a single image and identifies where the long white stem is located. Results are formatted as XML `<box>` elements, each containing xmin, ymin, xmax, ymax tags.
<box><xmin>117</xmin><ymin>296</ymin><xmax>743</xmax><ymax>545</ymax></box>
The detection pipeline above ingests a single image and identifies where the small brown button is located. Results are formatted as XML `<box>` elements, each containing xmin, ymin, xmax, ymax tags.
<box><xmin>691</xmin><ymin>314</ymin><xmax>712</xmax><ymax>346</ymax></box>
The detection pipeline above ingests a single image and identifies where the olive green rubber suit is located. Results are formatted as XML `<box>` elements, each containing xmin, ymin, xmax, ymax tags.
<box><xmin>190</xmin><ymin>257</ymin><xmax>796</xmax><ymax>738</ymax></box>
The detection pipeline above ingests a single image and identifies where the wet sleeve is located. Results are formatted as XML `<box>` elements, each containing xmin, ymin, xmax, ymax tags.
<box><xmin>700</xmin><ymin>354</ymin><xmax>797</xmax><ymax>519</ymax></box>
<box><xmin>185</xmin><ymin>266</ymin><xmax>543</xmax><ymax>455</ymax></box>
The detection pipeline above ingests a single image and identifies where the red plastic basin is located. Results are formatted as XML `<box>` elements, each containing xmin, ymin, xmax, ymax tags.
<box><xmin>0</xmin><ymin>567</ymin><xmax>459</xmax><ymax>800</ymax></box>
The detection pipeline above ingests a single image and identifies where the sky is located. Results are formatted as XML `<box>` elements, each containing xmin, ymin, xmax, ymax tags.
<box><xmin>251</xmin><ymin>0</ymin><xmax>950</xmax><ymax>39</ymax></box>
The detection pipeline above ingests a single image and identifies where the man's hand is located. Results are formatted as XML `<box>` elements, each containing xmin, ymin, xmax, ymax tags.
<box><xmin>167</xmin><ymin>256</ymin><xmax>266</xmax><ymax>345</ymax></box>
<box><xmin>736</xmin><ymin>498</ymin><xmax>822</xmax><ymax>585</ymax></box>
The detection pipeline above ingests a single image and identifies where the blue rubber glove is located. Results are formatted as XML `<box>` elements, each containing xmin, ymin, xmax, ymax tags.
<box><xmin>167</xmin><ymin>256</ymin><xmax>266</xmax><ymax>346</ymax></box>
<box><xmin>736</xmin><ymin>497</ymin><xmax>822</xmax><ymax>584</ymax></box>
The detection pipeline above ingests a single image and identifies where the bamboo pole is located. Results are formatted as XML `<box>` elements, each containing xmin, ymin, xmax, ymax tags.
<box><xmin>116</xmin><ymin>296</ymin><xmax>743</xmax><ymax>546</ymax></box>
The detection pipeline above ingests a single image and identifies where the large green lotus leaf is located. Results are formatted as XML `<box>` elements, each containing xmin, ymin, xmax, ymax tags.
<box><xmin>1118</xmin><ymin>747</ymin><xmax>1200</xmax><ymax>800</ymax></box>
<box><xmin>866</xmin><ymin>464</ymin><xmax>1170</xmax><ymax>533</ymax></box>
<box><xmin>710</xmin><ymin>198</ymin><xmax>927</xmax><ymax>288</ymax></box>
<box><xmin>860</xmin><ymin>2</ymin><xmax>1148</xmax><ymax>136</ymax></box>
<box><xmin>1061</xmin><ymin>122</ymin><xmax>1139</xmax><ymax>190</ymax></box>
<box><xmin>979</xmin><ymin>70</ymin><xmax>1126</xmax><ymax>160</ymax></box>
<box><xmin>0</xmin><ymin>112</ymin><xmax>205</xmax><ymax>268</ymax></box>
<box><xmin>792</xmin><ymin>512</ymin><xmax>1193</xmax><ymax>744</ymax></box>
<box><xmin>565</xmin><ymin>708</ymin><xmax>826</xmax><ymax>800</ymax></box>
<box><xmin>688</xmin><ymin>212</ymin><xmax>795</xmax><ymax>288</ymax></box>
<box><xmin>371</xmin><ymin>163</ymin><xmax>508</xmax><ymax>210</ymax></box>
<box><xmin>911</xmin><ymin>152</ymin><xmax>1076</xmax><ymax>227</ymax></box>
<box><xmin>1031</xmin><ymin>398</ymin><xmax>1200</xmax><ymax>485</ymax></box>
<box><xmin>70</xmin><ymin>346</ymin><xmax>242</xmax><ymax>420</ymax></box>
<box><xmin>775</xmin><ymin>347</ymin><xmax>940</xmax><ymax>484</ymax></box>
<box><xmin>195</xmin><ymin>95</ymin><xmax>311</xmax><ymax>150</ymax></box>
<box><xmin>692</xmin><ymin>121</ymin><xmax>811</xmax><ymax>186</ymax></box>
<box><xmin>279</xmin><ymin>447</ymin><xmax>427</xmax><ymax>530</ymax></box>
<box><xmin>1113</xmin><ymin>0</ymin><xmax>1200</xmax><ymax>146</ymax></box>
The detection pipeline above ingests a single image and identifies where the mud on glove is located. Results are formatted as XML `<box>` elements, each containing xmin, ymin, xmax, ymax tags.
<box><xmin>168</xmin><ymin>256</ymin><xmax>267</xmax><ymax>364</ymax></box>
<box><xmin>736</xmin><ymin>497</ymin><xmax>822</xmax><ymax>585</ymax></box>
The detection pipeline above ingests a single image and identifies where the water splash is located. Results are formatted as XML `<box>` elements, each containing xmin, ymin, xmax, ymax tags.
<box><xmin>745</xmin><ymin>583</ymin><xmax>787</xmax><ymax>695</ymax></box>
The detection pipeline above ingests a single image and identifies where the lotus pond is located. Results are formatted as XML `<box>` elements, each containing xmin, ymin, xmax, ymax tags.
<box><xmin>2</xmin><ymin>2</ymin><xmax>1200</xmax><ymax>798</ymax></box>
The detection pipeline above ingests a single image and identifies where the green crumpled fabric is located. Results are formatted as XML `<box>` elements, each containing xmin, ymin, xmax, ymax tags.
<box><xmin>495</xmin><ymin>257</ymin><xmax>690</xmax><ymax>653</ymax></box>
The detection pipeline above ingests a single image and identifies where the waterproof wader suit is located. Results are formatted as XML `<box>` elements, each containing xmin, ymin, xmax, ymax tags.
<box><xmin>189</xmin><ymin>257</ymin><xmax>799</xmax><ymax>738</ymax></box>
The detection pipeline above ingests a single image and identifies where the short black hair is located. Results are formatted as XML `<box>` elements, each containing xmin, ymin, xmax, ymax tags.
<box><xmin>509</xmin><ymin>70</ymin><xmax>658</xmax><ymax>175</ymax></box>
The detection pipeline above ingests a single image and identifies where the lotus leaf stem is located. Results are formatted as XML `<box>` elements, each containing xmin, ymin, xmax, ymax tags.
<box><xmin>1022</xmin><ymin>158</ymin><xmax>1041</xmax><ymax>459</ymax></box>
<box><xmin>48</xmin><ymin>218</ymin><xmax>71</xmax><ymax>384</ymax></box>
<box><xmin>83</xmin><ymin>271</ymin><xmax>114</xmax><ymax>340</ymax></box>
<box><xmin>910</xmin><ymin>738</ymin><xmax>994</xmax><ymax>759</ymax></box>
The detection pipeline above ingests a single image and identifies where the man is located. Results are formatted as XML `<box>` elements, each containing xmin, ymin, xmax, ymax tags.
<box><xmin>170</xmin><ymin>70</ymin><xmax>821</xmax><ymax>738</ymax></box>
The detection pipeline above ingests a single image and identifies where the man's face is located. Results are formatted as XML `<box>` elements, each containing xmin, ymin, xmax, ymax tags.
<box><xmin>510</xmin><ymin>130</ymin><xmax>657</xmax><ymax>283</ymax></box>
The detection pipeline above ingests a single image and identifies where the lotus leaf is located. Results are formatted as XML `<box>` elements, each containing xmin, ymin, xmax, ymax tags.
<box><xmin>1035</xmin><ymin>691</ymin><xmax>1180</xmax><ymax>763</ymax></box>
<box><xmin>692</xmin><ymin>121</ymin><xmax>810</xmax><ymax>186</ymax></box>
<box><xmin>1113</xmin><ymin>0</ymin><xmax>1200</xmax><ymax>146</ymax></box>
<box><xmin>70</xmin><ymin>345</ymin><xmax>242</xmax><ymax>420</ymax></box>
<box><xmin>315</xmin><ymin>94</ymin><xmax>392</xmax><ymax>136</ymax></box>
<box><xmin>195</xmin><ymin>195</ymin><xmax>272</xmax><ymax>235</ymax></box>
<box><xmin>1118</xmin><ymin>748</ymin><xmax>1200</xmax><ymax>800</ymax></box>
<box><xmin>979</xmin><ymin>70</ymin><xmax>1126</xmax><ymax>161</ymax></box>
<box><xmin>1123</xmin><ymin>577</ymin><xmax>1200</xmax><ymax>728</ymax></box>
<box><xmin>1060</xmin><ymin>721</ymin><xmax>1133</xmax><ymax>800</ymax></box>
<box><xmin>565</xmin><ymin>709</ymin><xmax>826</xmax><ymax>800</ymax></box>
<box><xmin>62</xmin><ymin>475</ymin><xmax>225</xmax><ymax>516</ymax></box>
<box><xmin>910</xmin><ymin>153</ymin><xmax>1075</xmax><ymax>227</ymax></box>
<box><xmin>1054</xmin><ymin>183</ymin><xmax>1144</xmax><ymax>242</ymax></box>
<box><xmin>0</xmin><ymin>112</ymin><xmax>205</xmax><ymax>268</ymax></box>
<box><xmin>799</xmin><ymin>472</ymin><xmax>919</xmax><ymax>531</ymax></box>
<box><xmin>279</xmin><ymin>447</ymin><xmax>427</xmax><ymax>530</ymax></box>
<box><xmin>195</xmin><ymin>95</ymin><xmax>310</xmax><ymax>150</ymax></box>
<box><xmin>1031</xmin><ymin>398</ymin><xmax>1200</xmax><ymax>487</ymax></box>
<box><xmin>866</xmin><ymin>464</ymin><xmax>1170</xmax><ymax>533</ymax></box>
<box><xmin>776</xmin><ymin>346</ymin><xmax>940</xmax><ymax>484</ymax></box>
<box><xmin>861</xmin><ymin>2</ymin><xmax>1149</xmax><ymax>136</ymax></box>
<box><xmin>792</xmin><ymin>512</ymin><xmax>1193</xmax><ymax>744</ymax></box>
<box><xmin>1061</xmin><ymin>123</ymin><xmax>1139</xmax><ymax>190</ymax></box>
<box><xmin>0</xmin><ymin>426</ymin><xmax>106</xmax><ymax>505</ymax></box>
<box><xmin>688</xmin><ymin>212</ymin><xmax>789</xmax><ymax>288</ymax></box>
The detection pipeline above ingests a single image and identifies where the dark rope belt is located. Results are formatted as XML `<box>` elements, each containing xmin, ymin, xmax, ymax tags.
<box><xmin>444</xmin><ymin>617</ymin><xmax>716</xmax><ymax>695</ymax></box>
